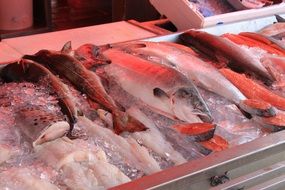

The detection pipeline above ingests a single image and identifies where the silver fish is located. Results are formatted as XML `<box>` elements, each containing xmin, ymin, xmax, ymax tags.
<box><xmin>124</xmin><ymin>41</ymin><xmax>247</xmax><ymax>105</ymax></box>
<box><xmin>180</xmin><ymin>30</ymin><xmax>273</xmax><ymax>81</ymax></box>
<box><xmin>118</xmin><ymin>41</ymin><xmax>275</xmax><ymax>117</ymax></box>
<box><xmin>103</xmin><ymin>48</ymin><xmax>212</xmax><ymax>123</ymax></box>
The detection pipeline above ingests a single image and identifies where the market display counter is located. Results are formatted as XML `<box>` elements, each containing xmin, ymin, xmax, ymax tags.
<box><xmin>1</xmin><ymin>13</ymin><xmax>285</xmax><ymax>190</ymax></box>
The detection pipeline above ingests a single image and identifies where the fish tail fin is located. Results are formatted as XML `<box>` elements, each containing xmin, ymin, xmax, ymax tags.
<box><xmin>239</xmin><ymin>99</ymin><xmax>276</xmax><ymax>117</ymax></box>
<box><xmin>112</xmin><ymin>110</ymin><xmax>148</xmax><ymax>134</ymax></box>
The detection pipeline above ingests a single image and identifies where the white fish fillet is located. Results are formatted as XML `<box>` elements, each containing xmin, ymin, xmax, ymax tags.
<box><xmin>35</xmin><ymin>138</ymin><xmax>101</xmax><ymax>189</ymax></box>
<box><xmin>127</xmin><ymin>107</ymin><xmax>186</xmax><ymax>165</ymax></box>
<box><xmin>77</xmin><ymin>116</ymin><xmax>161</xmax><ymax>175</ymax></box>
<box><xmin>61</xmin><ymin>162</ymin><xmax>103</xmax><ymax>190</ymax></box>
<box><xmin>0</xmin><ymin>168</ymin><xmax>59</xmax><ymax>190</ymax></box>
<box><xmin>35</xmin><ymin>137</ymin><xmax>130</xmax><ymax>189</ymax></box>
<box><xmin>88</xmin><ymin>160</ymin><xmax>131</xmax><ymax>188</ymax></box>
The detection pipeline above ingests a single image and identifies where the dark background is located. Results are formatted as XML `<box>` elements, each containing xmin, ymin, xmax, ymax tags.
<box><xmin>0</xmin><ymin>0</ymin><xmax>161</xmax><ymax>39</ymax></box>
<box><xmin>52</xmin><ymin>0</ymin><xmax>160</xmax><ymax>30</ymax></box>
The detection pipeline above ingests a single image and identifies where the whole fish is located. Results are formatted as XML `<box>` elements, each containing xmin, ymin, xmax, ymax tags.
<box><xmin>220</xmin><ymin>68</ymin><xmax>285</xmax><ymax>111</ymax></box>
<box><xmin>222</xmin><ymin>33</ymin><xmax>285</xmax><ymax>56</ymax></box>
<box><xmin>180</xmin><ymin>30</ymin><xmax>273</xmax><ymax>81</ymax></box>
<box><xmin>102</xmin><ymin>48</ymin><xmax>213</xmax><ymax>123</ymax></box>
<box><xmin>23</xmin><ymin>46</ymin><xmax>147</xmax><ymax>134</ymax></box>
<box><xmin>60</xmin><ymin>41</ymin><xmax>111</xmax><ymax>69</ymax></box>
<box><xmin>0</xmin><ymin>60</ymin><xmax>79</xmax><ymax>146</ymax></box>
<box><xmin>239</xmin><ymin>32</ymin><xmax>285</xmax><ymax>53</ymax></box>
<box><xmin>122</xmin><ymin>41</ymin><xmax>276</xmax><ymax>117</ymax></box>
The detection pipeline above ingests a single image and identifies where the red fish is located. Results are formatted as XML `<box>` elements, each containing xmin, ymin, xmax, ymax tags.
<box><xmin>220</xmin><ymin>68</ymin><xmax>285</xmax><ymax>110</ymax></box>
<box><xmin>222</xmin><ymin>33</ymin><xmax>285</xmax><ymax>56</ymax></box>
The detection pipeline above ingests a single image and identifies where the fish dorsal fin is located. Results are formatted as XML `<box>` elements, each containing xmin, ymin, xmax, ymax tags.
<box><xmin>153</xmin><ymin>88</ymin><xmax>170</xmax><ymax>100</ymax></box>
<box><xmin>61</xmin><ymin>41</ymin><xmax>72</xmax><ymax>54</ymax></box>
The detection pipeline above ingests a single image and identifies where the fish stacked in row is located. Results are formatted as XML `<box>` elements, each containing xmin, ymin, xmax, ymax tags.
<box><xmin>1</xmin><ymin>24</ymin><xmax>284</xmax><ymax>189</ymax></box>
<box><xmin>0</xmin><ymin>39</ymin><xmax>208</xmax><ymax>189</ymax></box>
<box><xmin>179</xmin><ymin>29</ymin><xmax>285</xmax><ymax>132</ymax></box>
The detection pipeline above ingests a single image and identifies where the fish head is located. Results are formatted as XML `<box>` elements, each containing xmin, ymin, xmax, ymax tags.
<box><xmin>15</xmin><ymin>105</ymin><xmax>69</xmax><ymax>145</ymax></box>
<box><xmin>171</xmin><ymin>87</ymin><xmax>213</xmax><ymax>123</ymax></box>
<box><xmin>23</xmin><ymin>49</ymin><xmax>55</xmax><ymax>64</ymax></box>
<box><xmin>75</xmin><ymin>43</ymin><xmax>100</xmax><ymax>58</ymax></box>
<box><xmin>74</xmin><ymin>43</ymin><xmax>111</xmax><ymax>69</ymax></box>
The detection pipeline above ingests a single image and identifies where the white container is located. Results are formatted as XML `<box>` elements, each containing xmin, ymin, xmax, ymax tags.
<box><xmin>150</xmin><ymin>0</ymin><xmax>285</xmax><ymax>30</ymax></box>
<box><xmin>0</xmin><ymin>0</ymin><xmax>33</xmax><ymax>30</ymax></box>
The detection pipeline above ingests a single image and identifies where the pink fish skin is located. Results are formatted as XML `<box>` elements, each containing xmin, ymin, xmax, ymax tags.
<box><xmin>180</xmin><ymin>30</ymin><xmax>273</xmax><ymax>81</ymax></box>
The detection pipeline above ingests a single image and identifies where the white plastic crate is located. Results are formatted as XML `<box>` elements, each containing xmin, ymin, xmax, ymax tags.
<box><xmin>150</xmin><ymin>0</ymin><xmax>285</xmax><ymax>30</ymax></box>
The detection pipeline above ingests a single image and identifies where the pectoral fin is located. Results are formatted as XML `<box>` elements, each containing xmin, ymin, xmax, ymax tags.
<box><xmin>275</xmin><ymin>14</ymin><xmax>285</xmax><ymax>23</ymax></box>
